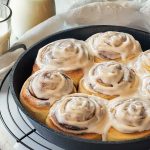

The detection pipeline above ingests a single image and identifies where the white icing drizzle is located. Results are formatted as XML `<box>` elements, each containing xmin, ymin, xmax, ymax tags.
<box><xmin>49</xmin><ymin>93</ymin><xmax>109</xmax><ymax>138</ymax></box>
<box><xmin>35</xmin><ymin>38</ymin><xmax>93</xmax><ymax>71</ymax></box>
<box><xmin>140</xmin><ymin>75</ymin><xmax>150</xmax><ymax>98</ymax></box>
<box><xmin>132</xmin><ymin>50</ymin><xmax>150</xmax><ymax>76</ymax></box>
<box><xmin>86</xmin><ymin>31</ymin><xmax>142</xmax><ymax>61</ymax></box>
<box><xmin>108</xmin><ymin>97</ymin><xmax>150</xmax><ymax>133</ymax></box>
<box><xmin>83</xmin><ymin>61</ymin><xmax>138</xmax><ymax>96</ymax></box>
<box><xmin>28</xmin><ymin>69</ymin><xmax>75</xmax><ymax>105</ymax></box>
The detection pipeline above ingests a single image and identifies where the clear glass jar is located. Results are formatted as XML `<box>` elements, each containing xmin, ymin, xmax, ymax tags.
<box><xmin>10</xmin><ymin>0</ymin><xmax>55</xmax><ymax>38</ymax></box>
<box><xmin>0</xmin><ymin>4</ymin><xmax>12</xmax><ymax>55</ymax></box>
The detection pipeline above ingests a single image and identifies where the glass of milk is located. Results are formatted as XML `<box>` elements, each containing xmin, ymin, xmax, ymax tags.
<box><xmin>10</xmin><ymin>0</ymin><xmax>55</xmax><ymax>38</ymax></box>
<box><xmin>0</xmin><ymin>4</ymin><xmax>12</xmax><ymax>55</ymax></box>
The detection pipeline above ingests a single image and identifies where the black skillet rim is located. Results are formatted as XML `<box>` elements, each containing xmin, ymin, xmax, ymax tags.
<box><xmin>10</xmin><ymin>25</ymin><xmax>150</xmax><ymax>145</ymax></box>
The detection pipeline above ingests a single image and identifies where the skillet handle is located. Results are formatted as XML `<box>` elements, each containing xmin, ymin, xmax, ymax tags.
<box><xmin>0</xmin><ymin>43</ymin><xmax>27</xmax><ymax>81</ymax></box>
<box><xmin>9</xmin><ymin>43</ymin><xmax>27</xmax><ymax>52</ymax></box>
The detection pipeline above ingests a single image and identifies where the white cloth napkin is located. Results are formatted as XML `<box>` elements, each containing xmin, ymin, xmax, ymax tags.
<box><xmin>0</xmin><ymin>0</ymin><xmax>150</xmax><ymax>80</ymax></box>
<box><xmin>55</xmin><ymin>0</ymin><xmax>148</xmax><ymax>14</ymax></box>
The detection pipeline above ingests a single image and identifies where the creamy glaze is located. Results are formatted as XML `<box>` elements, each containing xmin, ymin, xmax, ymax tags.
<box><xmin>86</xmin><ymin>31</ymin><xmax>142</xmax><ymax>61</ymax></box>
<box><xmin>28</xmin><ymin>69</ymin><xmax>76</xmax><ymax>105</ymax></box>
<box><xmin>140</xmin><ymin>75</ymin><xmax>150</xmax><ymax>98</ymax></box>
<box><xmin>49</xmin><ymin>93</ymin><xmax>110</xmax><ymax>139</ymax></box>
<box><xmin>48</xmin><ymin>94</ymin><xmax>150</xmax><ymax>140</ymax></box>
<box><xmin>83</xmin><ymin>61</ymin><xmax>139</xmax><ymax>96</ymax></box>
<box><xmin>131</xmin><ymin>50</ymin><xmax>150</xmax><ymax>76</ymax></box>
<box><xmin>108</xmin><ymin>97</ymin><xmax>150</xmax><ymax>133</ymax></box>
<box><xmin>35</xmin><ymin>39</ymin><xmax>93</xmax><ymax>71</ymax></box>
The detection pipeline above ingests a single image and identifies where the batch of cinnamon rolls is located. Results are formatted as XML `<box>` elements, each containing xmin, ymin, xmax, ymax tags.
<box><xmin>20</xmin><ymin>31</ymin><xmax>150</xmax><ymax>141</ymax></box>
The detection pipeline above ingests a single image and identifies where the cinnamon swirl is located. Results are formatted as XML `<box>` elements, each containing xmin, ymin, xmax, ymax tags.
<box><xmin>79</xmin><ymin>61</ymin><xmax>139</xmax><ymax>100</ymax></box>
<box><xmin>20</xmin><ymin>69</ymin><xmax>76</xmax><ymax>123</ymax></box>
<box><xmin>107</xmin><ymin>97</ymin><xmax>150</xmax><ymax>141</ymax></box>
<box><xmin>86</xmin><ymin>31</ymin><xmax>142</xmax><ymax>63</ymax></box>
<box><xmin>46</xmin><ymin>93</ymin><xmax>109</xmax><ymax>140</ymax></box>
<box><xmin>33</xmin><ymin>38</ymin><xmax>93</xmax><ymax>85</ymax></box>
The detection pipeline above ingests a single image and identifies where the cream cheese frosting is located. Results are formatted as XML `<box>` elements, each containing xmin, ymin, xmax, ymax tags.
<box><xmin>28</xmin><ymin>69</ymin><xmax>76</xmax><ymax>105</ymax></box>
<box><xmin>108</xmin><ymin>97</ymin><xmax>150</xmax><ymax>133</ymax></box>
<box><xmin>49</xmin><ymin>93</ymin><xmax>109</xmax><ymax>136</ymax></box>
<box><xmin>83</xmin><ymin>61</ymin><xmax>139</xmax><ymax>96</ymax></box>
<box><xmin>131</xmin><ymin>50</ymin><xmax>150</xmax><ymax>76</ymax></box>
<box><xmin>49</xmin><ymin>94</ymin><xmax>150</xmax><ymax>138</ymax></box>
<box><xmin>86</xmin><ymin>31</ymin><xmax>142</xmax><ymax>61</ymax></box>
<box><xmin>140</xmin><ymin>75</ymin><xmax>150</xmax><ymax>98</ymax></box>
<box><xmin>35</xmin><ymin>38</ymin><xmax>93</xmax><ymax>71</ymax></box>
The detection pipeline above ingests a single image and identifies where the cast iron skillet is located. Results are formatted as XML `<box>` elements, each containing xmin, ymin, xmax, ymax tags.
<box><xmin>10</xmin><ymin>25</ymin><xmax>150</xmax><ymax>150</ymax></box>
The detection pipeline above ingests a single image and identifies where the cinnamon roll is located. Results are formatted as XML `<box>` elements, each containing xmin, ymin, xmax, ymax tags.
<box><xmin>131</xmin><ymin>50</ymin><xmax>150</xmax><ymax>76</ymax></box>
<box><xmin>46</xmin><ymin>93</ymin><xmax>109</xmax><ymax>140</ymax></box>
<box><xmin>33</xmin><ymin>39</ymin><xmax>93</xmax><ymax>85</ymax></box>
<box><xmin>107</xmin><ymin>97</ymin><xmax>150</xmax><ymax>141</ymax></box>
<box><xmin>79</xmin><ymin>61</ymin><xmax>139</xmax><ymax>100</ymax></box>
<box><xmin>86</xmin><ymin>31</ymin><xmax>142</xmax><ymax>63</ymax></box>
<box><xmin>140</xmin><ymin>75</ymin><xmax>150</xmax><ymax>98</ymax></box>
<box><xmin>20</xmin><ymin>69</ymin><xmax>76</xmax><ymax>123</ymax></box>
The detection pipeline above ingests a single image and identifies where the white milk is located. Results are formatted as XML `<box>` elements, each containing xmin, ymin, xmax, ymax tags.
<box><xmin>10</xmin><ymin>0</ymin><xmax>55</xmax><ymax>37</ymax></box>
<box><xmin>0</xmin><ymin>19</ymin><xmax>10</xmax><ymax>55</ymax></box>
